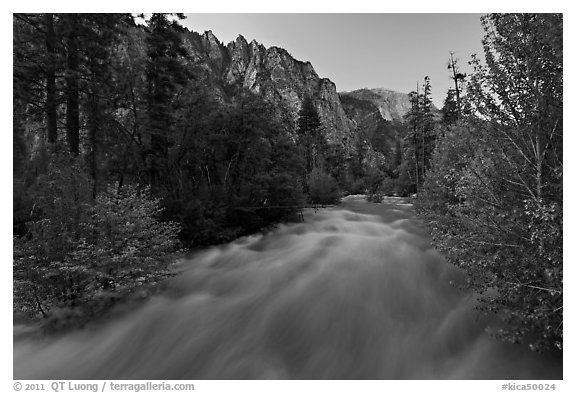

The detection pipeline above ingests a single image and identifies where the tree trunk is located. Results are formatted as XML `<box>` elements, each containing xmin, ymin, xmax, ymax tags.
<box><xmin>65</xmin><ymin>14</ymin><xmax>80</xmax><ymax>156</ymax></box>
<box><xmin>421</xmin><ymin>130</ymin><xmax>426</xmax><ymax>182</ymax></box>
<box><xmin>535</xmin><ymin>135</ymin><xmax>543</xmax><ymax>201</ymax></box>
<box><xmin>129</xmin><ymin>81</ymin><xmax>142</xmax><ymax>144</ymax></box>
<box><xmin>414</xmin><ymin>134</ymin><xmax>419</xmax><ymax>194</ymax></box>
<box><xmin>45</xmin><ymin>13</ymin><xmax>58</xmax><ymax>144</ymax></box>
<box><xmin>88</xmin><ymin>89</ymin><xmax>99</xmax><ymax>198</ymax></box>
<box><xmin>449</xmin><ymin>53</ymin><xmax>462</xmax><ymax>119</ymax></box>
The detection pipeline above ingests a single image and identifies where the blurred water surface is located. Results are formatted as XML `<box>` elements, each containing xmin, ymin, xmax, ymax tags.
<box><xmin>14</xmin><ymin>195</ymin><xmax>562</xmax><ymax>379</ymax></box>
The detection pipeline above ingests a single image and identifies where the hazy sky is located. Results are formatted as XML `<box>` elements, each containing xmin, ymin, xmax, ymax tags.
<box><xmin>182</xmin><ymin>14</ymin><xmax>486</xmax><ymax>108</ymax></box>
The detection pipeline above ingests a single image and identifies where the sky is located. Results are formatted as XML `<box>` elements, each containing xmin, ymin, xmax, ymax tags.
<box><xmin>182</xmin><ymin>13</ymin><xmax>486</xmax><ymax>108</ymax></box>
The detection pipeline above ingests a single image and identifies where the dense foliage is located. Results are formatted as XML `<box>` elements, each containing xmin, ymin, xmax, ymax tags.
<box><xmin>296</xmin><ymin>96</ymin><xmax>342</xmax><ymax>204</ymax></box>
<box><xmin>307</xmin><ymin>166</ymin><xmax>340</xmax><ymax>205</ymax></box>
<box><xmin>14</xmin><ymin>154</ymin><xmax>181</xmax><ymax>328</ymax></box>
<box><xmin>417</xmin><ymin>14</ymin><xmax>563</xmax><ymax>351</ymax></box>
<box><xmin>12</xmin><ymin>14</ymin><xmax>310</xmax><ymax>327</ymax></box>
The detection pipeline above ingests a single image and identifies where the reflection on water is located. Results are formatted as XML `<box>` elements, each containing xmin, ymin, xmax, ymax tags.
<box><xmin>14</xmin><ymin>196</ymin><xmax>562</xmax><ymax>379</ymax></box>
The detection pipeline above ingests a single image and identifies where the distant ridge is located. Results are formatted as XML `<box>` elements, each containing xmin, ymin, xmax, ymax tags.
<box><xmin>338</xmin><ymin>88</ymin><xmax>414</xmax><ymax>123</ymax></box>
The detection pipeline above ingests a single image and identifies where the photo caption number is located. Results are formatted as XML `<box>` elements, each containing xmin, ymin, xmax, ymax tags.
<box><xmin>502</xmin><ymin>383</ymin><xmax>557</xmax><ymax>391</ymax></box>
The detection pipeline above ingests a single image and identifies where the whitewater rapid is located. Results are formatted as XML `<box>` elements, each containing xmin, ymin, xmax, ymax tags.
<box><xmin>13</xmin><ymin>195</ymin><xmax>562</xmax><ymax>379</ymax></box>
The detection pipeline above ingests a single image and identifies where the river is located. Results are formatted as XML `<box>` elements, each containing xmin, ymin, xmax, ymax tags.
<box><xmin>13</xmin><ymin>195</ymin><xmax>562</xmax><ymax>379</ymax></box>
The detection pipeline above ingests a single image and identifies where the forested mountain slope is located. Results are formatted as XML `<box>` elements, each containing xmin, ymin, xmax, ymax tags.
<box><xmin>181</xmin><ymin>30</ymin><xmax>355</xmax><ymax>147</ymax></box>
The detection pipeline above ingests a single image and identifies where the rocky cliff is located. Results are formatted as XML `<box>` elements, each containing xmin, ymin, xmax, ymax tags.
<box><xmin>338</xmin><ymin>90</ymin><xmax>407</xmax><ymax>156</ymax></box>
<box><xmin>181</xmin><ymin>30</ymin><xmax>355</xmax><ymax>146</ymax></box>
<box><xmin>339</xmin><ymin>88</ymin><xmax>413</xmax><ymax>123</ymax></box>
<box><xmin>339</xmin><ymin>88</ymin><xmax>443</xmax><ymax>155</ymax></box>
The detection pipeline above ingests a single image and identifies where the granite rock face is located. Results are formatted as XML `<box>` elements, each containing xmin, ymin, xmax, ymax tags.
<box><xmin>339</xmin><ymin>88</ymin><xmax>441</xmax><ymax>124</ymax></box>
<box><xmin>339</xmin><ymin>88</ymin><xmax>413</xmax><ymax>123</ymax></box>
<box><xmin>339</xmin><ymin>90</ymin><xmax>406</xmax><ymax>157</ymax></box>
<box><xmin>182</xmin><ymin>30</ymin><xmax>355</xmax><ymax>147</ymax></box>
<box><xmin>339</xmin><ymin>88</ymin><xmax>442</xmax><ymax>154</ymax></box>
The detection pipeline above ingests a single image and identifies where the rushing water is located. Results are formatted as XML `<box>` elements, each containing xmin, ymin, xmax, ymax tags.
<box><xmin>14</xmin><ymin>195</ymin><xmax>562</xmax><ymax>379</ymax></box>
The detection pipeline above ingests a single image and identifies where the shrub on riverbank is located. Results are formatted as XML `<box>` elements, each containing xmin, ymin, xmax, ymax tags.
<box><xmin>307</xmin><ymin>166</ymin><xmax>341</xmax><ymax>204</ymax></box>
<box><xmin>13</xmin><ymin>158</ymin><xmax>181</xmax><ymax>330</ymax></box>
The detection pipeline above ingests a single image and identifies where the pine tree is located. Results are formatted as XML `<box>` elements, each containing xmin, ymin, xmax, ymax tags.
<box><xmin>441</xmin><ymin>89</ymin><xmax>459</xmax><ymax>125</ymax></box>
<box><xmin>144</xmin><ymin>13</ymin><xmax>189</xmax><ymax>189</ymax></box>
<box><xmin>13</xmin><ymin>14</ymin><xmax>62</xmax><ymax>147</ymax></box>
<box><xmin>44</xmin><ymin>13</ymin><xmax>58</xmax><ymax>144</ymax></box>
<box><xmin>404</xmin><ymin>77</ymin><xmax>435</xmax><ymax>193</ymax></box>
<box><xmin>447</xmin><ymin>52</ymin><xmax>466</xmax><ymax>120</ymax></box>
<box><xmin>296</xmin><ymin>96</ymin><xmax>325</xmax><ymax>173</ymax></box>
